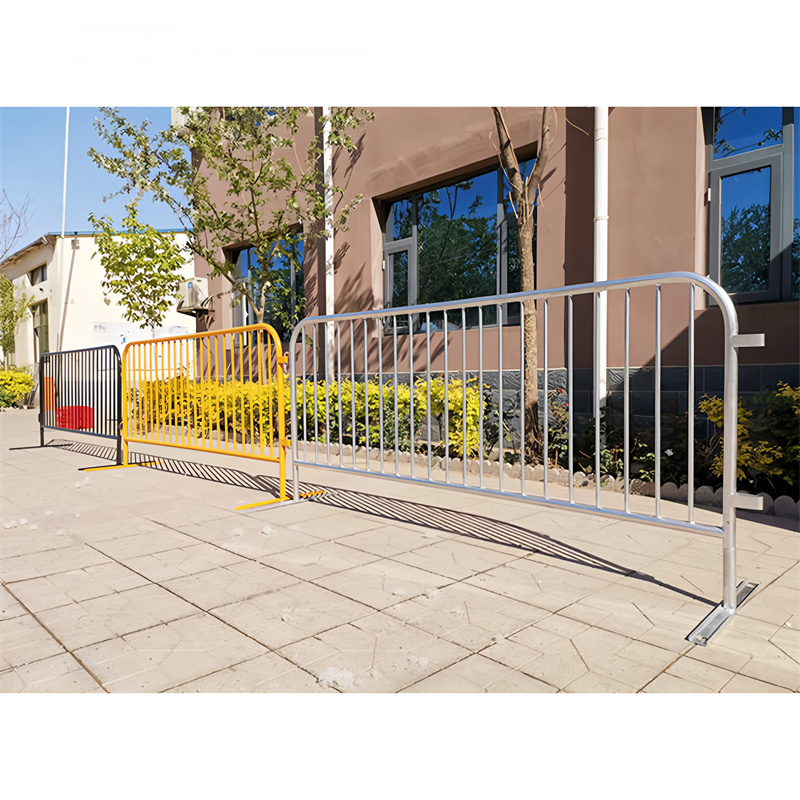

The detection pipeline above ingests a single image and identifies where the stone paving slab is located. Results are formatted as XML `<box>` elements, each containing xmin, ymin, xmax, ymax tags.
<box><xmin>2</xmin><ymin>409</ymin><xmax>798</xmax><ymax>694</ymax></box>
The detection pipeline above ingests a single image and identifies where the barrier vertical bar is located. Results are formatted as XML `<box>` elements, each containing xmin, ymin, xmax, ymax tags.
<box><xmin>248</xmin><ymin>330</ymin><xmax>256</xmax><ymax>456</ymax></box>
<box><xmin>479</xmin><ymin>306</ymin><xmax>484</xmax><ymax>490</ymax></box>
<box><xmin>303</xmin><ymin>325</ymin><xmax>309</xmax><ymax>463</ymax></box>
<box><xmin>114</xmin><ymin>348</ymin><xmax>122</xmax><ymax>463</ymax></box>
<box><xmin>130</xmin><ymin>346</ymin><xmax>136</xmax><ymax>445</ymax></box>
<box><xmin>568</xmin><ymin>296</ymin><xmax>574</xmax><ymax>505</ymax></box>
<box><xmin>150</xmin><ymin>341</ymin><xmax>156</xmax><ymax>443</ymax></box>
<box><xmin>392</xmin><ymin>316</ymin><xmax>399</xmax><ymax>478</ymax></box>
<box><xmin>121</xmin><ymin>347</ymin><xmax>129</xmax><ymax>465</ymax></box>
<box><xmin>544</xmin><ymin>298</ymin><xmax>549</xmax><ymax>500</ymax></box>
<box><xmin>688</xmin><ymin>287</ymin><xmax>695</xmax><ymax>524</ymax></box>
<box><xmin>722</xmin><ymin>316</ymin><xmax>739</xmax><ymax>611</ymax></box>
<box><xmin>378</xmin><ymin>319</ymin><xmax>384</xmax><ymax>473</ymax></box>
<box><xmin>444</xmin><ymin>310</ymin><xmax>449</xmax><ymax>484</ymax></box>
<box><xmin>409</xmin><ymin>313</ymin><xmax>415</xmax><ymax>479</ymax></box>
<box><xmin>462</xmin><ymin>307</ymin><xmax>467</xmax><ymax>486</ymax></box>
<box><xmin>655</xmin><ymin>285</ymin><xmax>662</xmax><ymax>519</ymax></box>
<box><xmin>337</xmin><ymin>322</ymin><xmax>343</xmax><ymax>467</ymax></box>
<box><xmin>38</xmin><ymin>355</ymin><xmax>45</xmax><ymax>447</ymax></box>
<box><xmin>292</xmin><ymin>328</ymin><xmax>300</xmax><ymax>500</ymax></box>
<box><xmin>426</xmin><ymin>311</ymin><xmax>431</xmax><ymax>481</ymax></box>
<box><xmin>274</xmin><ymin>331</ymin><xmax>287</xmax><ymax>503</ymax></box>
<box><xmin>498</xmin><ymin>301</ymin><xmax>504</xmax><ymax>493</ymax></box>
<box><xmin>350</xmin><ymin>320</ymin><xmax>356</xmax><ymax>470</ymax></box>
<box><xmin>255</xmin><ymin>329</ymin><xmax>263</xmax><ymax>456</ymax></box>
<box><xmin>161</xmin><ymin>340</ymin><xmax>167</xmax><ymax>445</ymax></box>
<box><xmin>166</xmin><ymin>338</ymin><xmax>173</xmax><ymax>444</ymax></box>
<box><xmin>364</xmin><ymin>319</ymin><xmax>370</xmax><ymax>472</ymax></box>
<box><xmin>594</xmin><ymin>292</ymin><xmax>601</xmax><ymax>508</ymax></box>
<box><xmin>221</xmin><ymin>336</ymin><xmax>229</xmax><ymax>452</ymax></box>
<box><xmin>268</xmin><ymin>333</ymin><xmax>276</xmax><ymax>457</ymax></box>
<box><xmin>624</xmin><ymin>288</ymin><xmax>631</xmax><ymax>514</ymax></box>
<box><xmin>313</xmin><ymin>324</ymin><xmax>319</xmax><ymax>464</ymax></box>
<box><xmin>239</xmin><ymin>331</ymin><xmax>246</xmax><ymax>453</ymax></box>
<box><xmin>519</xmin><ymin>300</ymin><xmax>525</xmax><ymax>496</ymax></box>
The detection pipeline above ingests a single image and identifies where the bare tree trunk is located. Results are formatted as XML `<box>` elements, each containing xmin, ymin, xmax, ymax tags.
<box><xmin>492</xmin><ymin>106</ymin><xmax>555</xmax><ymax>466</ymax></box>
<box><xmin>518</xmin><ymin>215</ymin><xmax>542</xmax><ymax>464</ymax></box>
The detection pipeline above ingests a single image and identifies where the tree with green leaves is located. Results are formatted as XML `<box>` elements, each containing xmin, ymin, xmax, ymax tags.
<box><xmin>88</xmin><ymin>107</ymin><xmax>373</xmax><ymax>328</ymax></box>
<box><xmin>0</xmin><ymin>275</ymin><xmax>33</xmax><ymax>367</ymax></box>
<box><xmin>492</xmin><ymin>107</ymin><xmax>556</xmax><ymax>463</ymax></box>
<box><xmin>88</xmin><ymin>206</ymin><xmax>188</xmax><ymax>333</ymax></box>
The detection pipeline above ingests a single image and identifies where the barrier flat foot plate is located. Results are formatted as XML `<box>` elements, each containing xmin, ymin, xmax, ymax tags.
<box><xmin>686</xmin><ymin>580</ymin><xmax>759</xmax><ymax>646</ymax></box>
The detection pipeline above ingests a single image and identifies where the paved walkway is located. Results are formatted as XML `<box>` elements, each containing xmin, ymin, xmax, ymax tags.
<box><xmin>2</xmin><ymin>409</ymin><xmax>798</xmax><ymax>693</ymax></box>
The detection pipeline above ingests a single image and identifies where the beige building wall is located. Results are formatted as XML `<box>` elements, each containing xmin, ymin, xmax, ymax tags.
<box><xmin>1</xmin><ymin>232</ymin><xmax>195</xmax><ymax>369</ymax></box>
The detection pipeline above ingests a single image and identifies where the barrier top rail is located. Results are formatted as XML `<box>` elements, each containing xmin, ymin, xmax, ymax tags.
<box><xmin>288</xmin><ymin>272</ymin><xmax>737</xmax><ymax>332</ymax></box>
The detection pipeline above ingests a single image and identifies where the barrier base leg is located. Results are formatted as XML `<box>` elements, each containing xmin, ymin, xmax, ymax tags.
<box><xmin>686</xmin><ymin>580</ymin><xmax>759</xmax><ymax>646</ymax></box>
<box><xmin>234</xmin><ymin>490</ymin><xmax>325</xmax><ymax>512</ymax></box>
<box><xmin>79</xmin><ymin>461</ymin><xmax>160</xmax><ymax>472</ymax></box>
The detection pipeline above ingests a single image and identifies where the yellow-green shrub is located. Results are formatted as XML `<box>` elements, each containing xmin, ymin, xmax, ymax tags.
<box><xmin>699</xmin><ymin>381</ymin><xmax>800</xmax><ymax>492</ymax></box>
<box><xmin>0</xmin><ymin>369</ymin><xmax>34</xmax><ymax>408</ymax></box>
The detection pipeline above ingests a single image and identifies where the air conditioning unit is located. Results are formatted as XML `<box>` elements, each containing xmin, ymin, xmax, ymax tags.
<box><xmin>176</xmin><ymin>278</ymin><xmax>210</xmax><ymax>315</ymax></box>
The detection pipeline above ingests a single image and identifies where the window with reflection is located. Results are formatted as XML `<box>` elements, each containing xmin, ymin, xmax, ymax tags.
<box><xmin>232</xmin><ymin>236</ymin><xmax>304</xmax><ymax>340</ymax></box>
<box><xmin>708</xmin><ymin>107</ymin><xmax>798</xmax><ymax>302</ymax></box>
<box><xmin>384</xmin><ymin>159</ymin><xmax>535</xmax><ymax>328</ymax></box>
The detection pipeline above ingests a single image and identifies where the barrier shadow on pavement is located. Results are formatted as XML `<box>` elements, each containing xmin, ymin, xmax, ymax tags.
<box><xmin>43</xmin><ymin>437</ymin><xmax>715</xmax><ymax>606</ymax></box>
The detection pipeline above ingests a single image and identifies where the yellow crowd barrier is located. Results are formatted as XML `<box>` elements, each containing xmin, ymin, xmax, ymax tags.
<box><xmin>120</xmin><ymin>324</ymin><xmax>290</xmax><ymax>504</ymax></box>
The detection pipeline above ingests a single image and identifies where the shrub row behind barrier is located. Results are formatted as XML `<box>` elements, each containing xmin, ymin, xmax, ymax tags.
<box><xmin>129</xmin><ymin>375</ymin><xmax>483</xmax><ymax>457</ymax></box>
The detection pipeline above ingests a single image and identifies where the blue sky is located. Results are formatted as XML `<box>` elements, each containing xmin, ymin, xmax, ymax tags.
<box><xmin>0</xmin><ymin>107</ymin><xmax>184</xmax><ymax>247</ymax></box>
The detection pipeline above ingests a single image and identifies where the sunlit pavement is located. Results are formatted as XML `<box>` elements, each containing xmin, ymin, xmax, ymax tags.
<box><xmin>2</xmin><ymin>408</ymin><xmax>798</xmax><ymax>693</ymax></box>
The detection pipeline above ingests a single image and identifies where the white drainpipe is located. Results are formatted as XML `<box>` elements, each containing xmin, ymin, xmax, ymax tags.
<box><xmin>322</xmin><ymin>106</ymin><xmax>335</xmax><ymax>381</ymax></box>
<box><xmin>594</xmin><ymin>107</ymin><xmax>609</xmax><ymax>414</ymax></box>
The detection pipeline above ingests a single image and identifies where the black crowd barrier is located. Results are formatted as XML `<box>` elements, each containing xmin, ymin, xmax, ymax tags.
<box><xmin>38</xmin><ymin>345</ymin><xmax>122</xmax><ymax>463</ymax></box>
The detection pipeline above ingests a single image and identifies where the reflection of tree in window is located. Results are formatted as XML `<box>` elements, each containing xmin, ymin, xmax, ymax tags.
<box><xmin>390</xmin><ymin>251</ymin><xmax>408</xmax><ymax>308</ymax></box>
<box><xmin>720</xmin><ymin>166</ymin><xmax>771</xmax><ymax>294</ymax></box>
<box><xmin>235</xmin><ymin>235</ymin><xmax>304</xmax><ymax>340</ymax></box>
<box><xmin>417</xmin><ymin>177</ymin><xmax>496</xmax><ymax>305</ymax></box>
<box><xmin>392</xmin><ymin>198</ymin><xmax>413</xmax><ymax>241</ymax></box>
<box><xmin>721</xmin><ymin>203</ymin><xmax>770</xmax><ymax>293</ymax></box>
<box><xmin>713</xmin><ymin>107</ymin><xmax>782</xmax><ymax>159</ymax></box>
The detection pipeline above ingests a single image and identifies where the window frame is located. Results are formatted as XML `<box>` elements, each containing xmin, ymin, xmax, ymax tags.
<box><xmin>31</xmin><ymin>300</ymin><xmax>49</xmax><ymax>360</ymax></box>
<box><xmin>707</xmin><ymin>107</ymin><xmax>796</xmax><ymax>303</ymax></box>
<box><xmin>29</xmin><ymin>264</ymin><xmax>47</xmax><ymax>286</ymax></box>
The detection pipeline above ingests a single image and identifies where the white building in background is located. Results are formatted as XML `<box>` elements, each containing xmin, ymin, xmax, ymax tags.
<box><xmin>0</xmin><ymin>230</ymin><xmax>196</xmax><ymax>369</ymax></box>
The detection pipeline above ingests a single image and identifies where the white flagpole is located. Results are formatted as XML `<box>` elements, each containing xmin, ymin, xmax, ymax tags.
<box><xmin>56</xmin><ymin>107</ymin><xmax>70</xmax><ymax>351</ymax></box>
<box><xmin>61</xmin><ymin>107</ymin><xmax>69</xmax><ymax>238</ymax></box>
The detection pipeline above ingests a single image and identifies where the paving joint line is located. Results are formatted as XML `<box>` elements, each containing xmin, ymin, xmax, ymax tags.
<box><xmin>0</xmin><ymin>581</ymin><xmax>109</xmax><ymax>692</ymax></box>
<box><xmin>74</xmin><ymin>532</ymin><xmax>378</xmax><ymax>692</ymax></box>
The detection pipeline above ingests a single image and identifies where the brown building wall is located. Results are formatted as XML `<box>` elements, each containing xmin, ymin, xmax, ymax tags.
<box><xmin>197</xmin><ymin>107</ymin><xmax>798</xmax><ymax>374</ymax></box>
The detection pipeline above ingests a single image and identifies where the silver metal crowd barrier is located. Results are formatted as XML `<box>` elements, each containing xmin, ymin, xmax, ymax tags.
<box><xmin>287</xmin><ymin>272</ymin><xmax>765</xmax><ymax>643</ymax></box>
